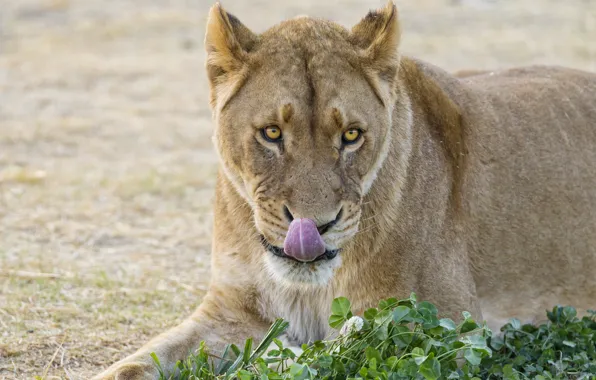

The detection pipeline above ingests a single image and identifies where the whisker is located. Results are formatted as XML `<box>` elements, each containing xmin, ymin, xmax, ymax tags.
<box><xmin>360</xmin><ymin>213</ymin><xmax>378</xmax><ymax>223</ymax></box>
<box><xmin>227</xmin><ymin>202</ymin><xmax>250</xmax><ymax>216</ymax></box>
<box><xmin>332</xmin><ymin>220</ymin><xmax>359</xmax><ymax>234</ymax></box>
<box><xmin>353</xmin><ymin>222</ymin><xmax>380</xmax><ymax>237</ymax></box>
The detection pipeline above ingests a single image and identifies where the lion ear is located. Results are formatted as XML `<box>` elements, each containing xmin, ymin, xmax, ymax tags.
<box><xmin>204</xmin><ymin>2</ymin><xmax>256</xmax><ymax>109</ymax></box>
<box><xmin>349</xmin><ymin>1</ymin><xmax>401</xmax><ymax>104</ymax></box>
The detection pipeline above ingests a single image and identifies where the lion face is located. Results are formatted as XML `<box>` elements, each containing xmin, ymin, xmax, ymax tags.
<box><xmin>206</xmin><ymin>3</ymin><xmax>402</xmax><ymax>286</ymax></box>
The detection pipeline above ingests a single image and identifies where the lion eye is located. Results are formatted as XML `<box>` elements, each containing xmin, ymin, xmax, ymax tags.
<box><xmin>262</xmin><ymin>126</ymin><xmax>282</xmax><ymax>142</ymax></box>
<box><xmin>342</xmin><ymin>129</ymin><xmax>361</xmax><ymax>144</ymax></box>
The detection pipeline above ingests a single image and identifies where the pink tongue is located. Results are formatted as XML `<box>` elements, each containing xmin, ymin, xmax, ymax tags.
<box><xmin>283</xmin><ymin>218</ymin><xmax>325</xmax><ymax>262</ymax></box>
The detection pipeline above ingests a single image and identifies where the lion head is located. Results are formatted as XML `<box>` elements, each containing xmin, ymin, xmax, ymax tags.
<box><xmin>204</xmin><ymin>2</ymin><xmax>411</xmax><ymax>286</ymax></box>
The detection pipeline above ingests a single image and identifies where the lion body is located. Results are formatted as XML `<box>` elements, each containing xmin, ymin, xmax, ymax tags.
<box><xmin>416</xmin><ymin>61</ymin><xmax>596</xmax><ymax>329</ymax></box>
<box><xmin>93</xmin><ymin>4</ymin><xmax>596</xmax><ymax>379</ymax></box>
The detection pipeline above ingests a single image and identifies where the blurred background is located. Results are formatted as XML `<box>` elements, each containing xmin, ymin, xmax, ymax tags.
<box><xmin>0</xmin><ymin>0</ymin><xmax>594</xmax><ymax>378</ymax></box>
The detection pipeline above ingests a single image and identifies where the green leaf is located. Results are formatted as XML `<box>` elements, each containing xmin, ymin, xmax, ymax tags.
<box><xmin>242</xmin><ymin>338</ymin><xmax>253</xmax><ymax>363</ymax></box>
<box><xmin>281</xmin><ymin>348</ymin><xmax>296</xmax><ymax>359</ymax></box>
<box><xmin>375</xmin><ymin>309</ymin><xmax>392</xmax><ymax>325</ymax></box>
<box><xmin>328</xmin><ymin>314</ymin><xmax>346</xmax><ymax>329</ymax></box>
<box><xmin>418</xmin><ymin>301</ymin><xmax>438</xmax><ymax>316</ymax></box>
<box><xmin>427</xmin><ymin>338</ymin><xmax>446</xmax><ymax>348</ymax></box>
<box><xmin>393</xmin><ymin>306</ymin><xmax>411</xmax><ymax>324</ymax></box>
<box><xmin>375</xmin><ymin>321</ymin><xmax>389</xmax><ymax>340</ymax></box>
<box><xmin>412</xmin><ymin>347</ymin><xmax>426</xmax><ymax>364</ymax></box>
<box><xmin>427</xmin><ymin>326</ymin><xmax>444</xmax><ymax>336</ymax></box>
<box><xmin>509</xmin><ymin>318</ymin><xmax>521</xmax><ymax>330</ymax></box>
<box><xmin>317</xmin><ymin>354</ymin><xmax>333</xmax><ymax>368</ymax></box>
<box><xmin>561</xmin><ymin>306</ymin><xmax>577</xmax><ymax>322</ymax></box>
<box><xmin>332</xmin><ymin>359</ymin><xmax>346</xmax><ymax>374</ymax></box>
<box><xmin>247</xmin><ymin>319</ymin><xmax>289</xmax><ymax>364</ymax></box>
<box><xmin>379</xmin><ymin>297</ymin><xmax>399</xmax><ymax>310</ymax></box>
<box><xmin>408</xmin><ymin>309</ymin><xmax>425</xmax><ymax>324</ymax></box>
<box><xmin>267</xmin><ymin>349</ymin><xmax>280</xmax><ymax>357</ymax></box>
<box><xmin>289</xmin><ymin>363</ymin><xmax>311</xmax><ymax>380</ymax></box>
<box><xmin>289</xmin><ymin>363</ymin><xmax>305</xmax><ymax>375</ymax></box>
<box><xmin>464</xmin><ymin>348</ymin><xmax>482</xmax><ymax>366</ymax></box>
<box><xmin>364</xmin><ymin>308</ymin><xmax>378</xmax><ymax>321</ymax></box>
<box><xmin>359</xmin><ymin>367</ymin><xmax>368</xmax><ymax>378</ymax></box>
<box><xmin>502</xmin><ymin>364</ymin><xmax>519</xmax><ymax>380</ymax></box>
<box><xmin>238</xmin><ymin>369</ymin><xmax>253</xmax><ymax>380</ymax></box>
<box><xmin>422</xmin><ymin>315</ymin><xmax>440</xmax><ymax>330</ymax></box>
<box><xmin>391</xmin><ymin>325</ymin><xmax>413</xmax><ymax>347</ymax></box>
<box><xmin>460</xmin><ymin>319</ymin><xmax>480</xmax><ymax>333</ymax></box>
<box><xmin>439</xmin><ymin>318</ymin><xmax>456</xmax><ymax>331</ymax></box>
<box><xmin>374</xmin><ymin>309</ymin><xmax>392</xmax><ymax>340</ymax></box>
<box><xmin>331</xmin><ymin>297</ymin><xmax>351</xmax><ymax>317</ymax></box>
<box><xmin>150</xmin><ymin>352</ymin><xmax>162</xmax><ymax>368</ymax></box>
<box><xmin>489</xmin><ymin>335</ymin><xmax>504</xmax><ymax>350</ymax></box>
<box><xmin>230</xmin><ymin>344</ymin><xmax>241</xmax><ymax>356</ymax></box>
<box><xmin>414</xmin><ymin>354</ymin><xmax>428</xmax><ymax>366</ymax></box>
<box><xmin>461</xmin><ymin>335</ymin><xmax>488</xmax><ymax>350</ymax></box>
<box><xmin>368</xmin><ymin>357</ymin><xmax>378</xmax><ymax>371</ymax></box>
<box><xmin>419</xmin><ymin>356</ymin><xmax>441</xmax><ymax>380</ymax></box>
<box><xmin>365</xmin><ymin>346</ymin><xmax>382</xmax><ymax>363</ymax></box>
<box><xmin>386</xmin><ymin>356</ymin><xmax>398</xmax><ymax>370</ymax></box>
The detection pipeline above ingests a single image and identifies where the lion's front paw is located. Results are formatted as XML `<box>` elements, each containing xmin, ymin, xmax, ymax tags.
<box><xmin>92</xmin><ymin>361</ymin><xmax>158</xmax><ymax>380</ymax></box>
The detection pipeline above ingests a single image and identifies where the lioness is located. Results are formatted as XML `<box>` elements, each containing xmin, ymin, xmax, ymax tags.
<box><xmin>93</xmin><ymin>2</ymin><xmax>596</xmax><ymax>379</ymax></box>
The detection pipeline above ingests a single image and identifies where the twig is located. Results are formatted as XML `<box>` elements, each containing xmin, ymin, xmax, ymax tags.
<box><xmin>41</xmin><ymin>340</ymin><xmax>64</xmax><ymax>379</ymax></box>
<box><xmin>1</xmin><ymin>270</ymin><xmax>72</xmax><ymax>279</ymax></box>
<box><xmin>166</xmin><ymin>277</ymin><xmax>208</xmax><ymax>293</ymax></box>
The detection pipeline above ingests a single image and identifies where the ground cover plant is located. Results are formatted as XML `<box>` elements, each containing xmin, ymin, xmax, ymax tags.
<box><xmin>152</xmin><ymin>294</ymin><xmax>596</xmax><ymax>380</ymax></box>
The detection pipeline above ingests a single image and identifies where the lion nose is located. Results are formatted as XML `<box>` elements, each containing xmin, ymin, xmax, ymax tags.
<box><xmin>283</xmin><ymin>205</ymin><xmax>342</xmax><ymax>235</ymax></box>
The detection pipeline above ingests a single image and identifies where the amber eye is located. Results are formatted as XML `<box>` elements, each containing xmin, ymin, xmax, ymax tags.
<box><xmin>262</xmin><ymin>126</ymin><xmax>282</xmax><ymax>142</ymax></box>
<box><xmin>342</xmin><ymin>128</ymin><xmax>361</xmax><ymax>144</ymax></box>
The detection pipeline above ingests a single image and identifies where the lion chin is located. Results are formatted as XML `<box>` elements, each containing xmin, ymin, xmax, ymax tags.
<box><xmin>264</xmin><ymin>251</ymin><xmax>343</xmax><ymax>287</ymax></box>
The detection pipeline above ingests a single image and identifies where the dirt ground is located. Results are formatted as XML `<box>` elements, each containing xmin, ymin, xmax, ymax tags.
<box><xmin>0</xmin><ymin>0</ymin><xmax>594</xmax><ymax>378</ymax></box>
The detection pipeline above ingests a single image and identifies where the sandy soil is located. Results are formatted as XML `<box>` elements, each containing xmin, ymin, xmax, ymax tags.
<box><xmin>0</xmin><ymin>0</ymin><xmax>594</xmax><ymax>378</ymax></box>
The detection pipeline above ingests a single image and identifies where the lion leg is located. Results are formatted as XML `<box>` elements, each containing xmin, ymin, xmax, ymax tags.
<box><xmin>415</xmin><ymin>243</ymin><xmax>484</xmax><ymax>324</ymax></box>
<box><xmin>92</xmin><ymin>293</ymin><xmax>271</xmax><ymax>380</ymax></box>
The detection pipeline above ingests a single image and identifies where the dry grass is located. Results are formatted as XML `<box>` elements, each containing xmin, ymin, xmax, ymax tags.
<box><xmin>0</xmin><ymin>0</ymin><xmax>594</xmax><ymax>379</ymax></box>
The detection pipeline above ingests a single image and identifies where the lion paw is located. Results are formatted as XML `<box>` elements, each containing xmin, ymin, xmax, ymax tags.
<box><xmin>92</xmin><ymin>361</ymin><xmax>158</xmax><ymax>380</ymax></box>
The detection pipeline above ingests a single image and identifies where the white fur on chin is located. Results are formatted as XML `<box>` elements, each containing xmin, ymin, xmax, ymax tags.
<box><xmin>264</xmin><ymin>253</ymin><xmax>342</xmax><ymax>288</ymax></box>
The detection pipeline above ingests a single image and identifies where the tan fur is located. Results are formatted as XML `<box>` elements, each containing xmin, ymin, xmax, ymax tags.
<box><xmin>93</xmin><ymin>2</ymin><xmax>596</xmax><ymax>379</ymax></box>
